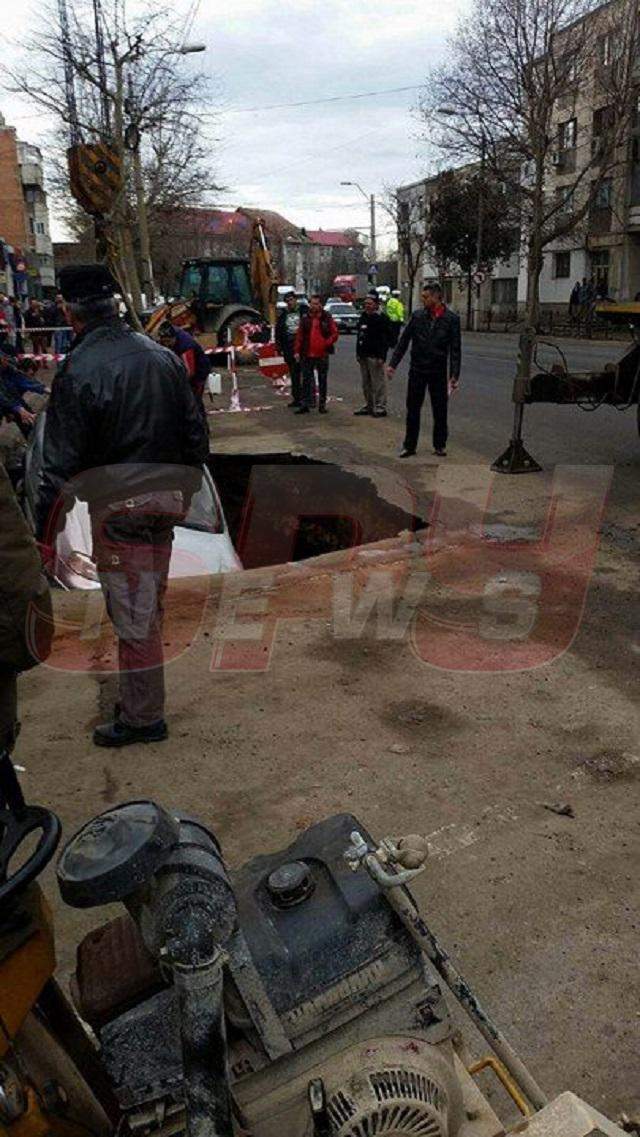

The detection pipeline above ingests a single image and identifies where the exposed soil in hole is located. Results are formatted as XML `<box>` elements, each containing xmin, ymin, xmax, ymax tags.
<box><xmin>209</xmin><ymin>452</ymin><xmax>427</xmax><ymax>569</ymax></box>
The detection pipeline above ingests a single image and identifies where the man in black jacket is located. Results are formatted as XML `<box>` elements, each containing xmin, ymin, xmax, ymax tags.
<box><xmin>354</xmin><ymin>293</ymin><xmax>392</xmax><ymax>417</ymax></box>
<box><xmin>275</xmin><ymin>292</ymin><xmax>302</xmax><ymax>408</ymax></box>
<box><xmin>387</xmin><ymin>283</ymin><xmax>461</xmax><ymax>458</ymax></box>
<box><xmin>36</xmin><ymin>264</ymin><xmax>209</xmax><ymax>748</ymax></box>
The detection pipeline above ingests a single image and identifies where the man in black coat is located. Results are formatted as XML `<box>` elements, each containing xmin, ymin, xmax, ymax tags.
<box><xmin>36</xmin><ymin>264</ymin><xmax>209</xmax><ymax>748</ymax></box>
<box><xmin>354</xmin><ymin>293</ymin><xmax>392</xmax><ymax>417</ymax></box>
<box><xmin>275</xmin><ymin>292</ymin><xmax>303</xmax><ymax>408</ymax></box>
<box><xmin>387</xmin><ymin>282</ymin><xmax>461</xmax><ymax>458</ymax></box>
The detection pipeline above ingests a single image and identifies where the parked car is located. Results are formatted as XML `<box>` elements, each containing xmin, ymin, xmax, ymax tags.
<box><xmin>324</xmin><ymin>301</ymin><xmax>360</xmax><ymax>334</ymax></box>
<box><xmin>22</xmin><ymin>413</ymin><xmax>242</xmax><ymax>590</ymax></box>
<box><xmin>276</xmin><ymin>286</ymin><xmax>309</xmax><ymax>312</ymax></box>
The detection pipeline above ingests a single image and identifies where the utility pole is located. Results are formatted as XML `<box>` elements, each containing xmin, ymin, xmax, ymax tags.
<box><xmin>126</xmin><ymin>74</ymin><xmax>155</xmax><ymax>306</ymax></box>
<box><xmin>369</xmin><ymin>193</ymin><xmax>377</xmax><ymax>282</ymax></box>
<box><xmin>341</xmin><ymin>180</ymin><xmax>377</xmax><ymax>283</ymax></box>
<box><xmin>473</xmin><ymin>130</ymin><xmax>486</xmax><ymax>331</ymax></box>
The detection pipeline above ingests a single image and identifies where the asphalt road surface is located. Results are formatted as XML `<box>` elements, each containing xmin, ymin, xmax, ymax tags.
<box><xmin>330</xmin><ymin>331</ymin><xmax>639</xmax><ymax>522</ymax></box>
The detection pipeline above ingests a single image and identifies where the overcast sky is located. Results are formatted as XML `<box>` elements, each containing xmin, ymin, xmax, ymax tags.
<box><xmin>4</xmin><ymin>0</ymin><xmax>469</xmax><ymax>247</ymax></box>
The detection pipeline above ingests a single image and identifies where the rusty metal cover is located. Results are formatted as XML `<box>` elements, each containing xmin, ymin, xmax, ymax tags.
<box><xmin>73</xmin><ymin>914</ymin><xmax>163</xmax><ymax>1029</ymax></box>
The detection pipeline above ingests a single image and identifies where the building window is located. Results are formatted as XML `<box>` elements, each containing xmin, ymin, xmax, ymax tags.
<box><xmin>554</xmin><ymin>250</ymin><xmax>571</xmax><ymax>278</ymax></box>
<box><xmin>558</xmin><ymin>118</ymin><xmax>577</xmax><ymax>150</ymax></box>
<box><xmin>555</xmin><ymin>185</ymin><xmax>574</xmax><ymax>213</ymax></box>
<box><xmin>597</xmin><ymin>32</ymin><xmax>613</xmax><ymax>67</ymax></box>
<box><xmin>593</xmin><ymin>178</ymin><xmax>613</xmax><ymax>210</ymax></box>
<box><xmin>590</xmin><ymin>249</ymin><xmax>610</xmax><ymax>292</ymax></box>
<box><xmin>592</xmin><ymin>106</ymin><xmax>614</xmax><ymax>159</ymax></box>
<box><xmin>491</xmin><ymin>278</ymin><xmax>518</xmax><ymax>305</ymax></box>
<box><xmin>28</xmin><ymin>217</ymin><xmax>34</xmax><ymax>234</ymax></box>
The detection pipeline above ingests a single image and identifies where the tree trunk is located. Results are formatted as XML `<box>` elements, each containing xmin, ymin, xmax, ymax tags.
<box><xmin>133</xmin><ymin>145</ymin><xmax>155</xmax><ymax>306</ymax></box>
<box><xmin>466</xmin><ymin>267</ymin><xmax>473</xmax><ymax>331</ymax></box>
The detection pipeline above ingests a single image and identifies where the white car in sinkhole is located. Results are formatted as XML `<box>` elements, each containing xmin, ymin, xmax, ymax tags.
<box><xmin>22</xmin><ymin>414</ymin><xmax>242</xmax><ymax>590</ymax></box>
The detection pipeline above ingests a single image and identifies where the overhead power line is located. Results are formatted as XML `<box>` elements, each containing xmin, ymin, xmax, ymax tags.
<box><xmin>223</xmin><ymin>83</ymin><xmax>425</xmax><ymax>115</ymax></box>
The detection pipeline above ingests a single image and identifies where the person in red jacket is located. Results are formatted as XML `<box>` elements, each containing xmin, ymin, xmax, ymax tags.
<box><xmin>294</xmin><ymin>294</ymin><xmax>339</xmax><ymax>414</ymax></box>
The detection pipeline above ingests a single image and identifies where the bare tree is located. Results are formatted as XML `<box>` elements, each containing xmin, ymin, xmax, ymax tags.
<box><xmin>382</xmin><ymin>189</ymin><xmax>431</xmax><ymax>308</ymax></box>
<box><xmin>419</xmin><ymin>0</ymin><xmax>639</xmax><ymax>466</ymax></box>
<box><xmin>427</xmin><ymin>169</ymin><xmax>519</xmax><ymax>329</ymax></box>
<box><xmin>7</xmin><ymin>0</ymin><xmax>220</xmax><ymax>310</ymax></box>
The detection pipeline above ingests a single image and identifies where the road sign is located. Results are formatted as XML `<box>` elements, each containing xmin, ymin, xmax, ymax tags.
<box><xmin>473</xmin><ymin>270</ymin><xmax>487</xmax><ymax>285</ymax></box>
<box><xmin>258</xmin><ymin>342</ymin><xmax>289</xmax><ymax>381</ymax></box>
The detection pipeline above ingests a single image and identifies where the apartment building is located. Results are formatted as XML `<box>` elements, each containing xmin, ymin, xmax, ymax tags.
<box><xmin>395</xmin><ymin>172</ymin><xmax>519</xmax><ymax>325</ymax></box>
<box><xmin>530</xmin><ymin>12</ymin><xmax>640</xmax><ymax>312</ymax></box>
<box><xmin>17</xmin><ymin>141</ymin><xmax>55</xmax><ymax>294</ymax></box>
<box><xmin>0</xmin><ymin>112</ymin><xmax>55</xmax><ymax>298</ymax></box>
<box><xmin>396</xmin><ymin>2</ymin><xmax>640</xmax><ymax>322</ymax></box>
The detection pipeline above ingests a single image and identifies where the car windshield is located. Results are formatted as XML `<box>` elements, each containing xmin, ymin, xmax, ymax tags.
<box><xmin>179</xmin><ymin>473</ymin><xmax>224</xmax><ymax>534</ymax></box>
<box><xmin>328</xmin><ymin>304</ymin><xmax>356</xmax><ymax>314</ymax></box>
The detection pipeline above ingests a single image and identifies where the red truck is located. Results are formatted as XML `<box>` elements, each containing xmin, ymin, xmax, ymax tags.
<box><xmin>332</xmin><ymin>273</ymin><xmax>369</xmax><ymax>303</ymax></box>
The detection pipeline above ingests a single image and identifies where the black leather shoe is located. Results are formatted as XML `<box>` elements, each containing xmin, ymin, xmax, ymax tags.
<box><xmin>318</xmin><ymin>404</ymin><xmax>328</xmax><ymax>414</ymax></box>
<box><xmin>373</xmin><ymin>409</ymin><xmax>388</xmax><ymax>417</ymax></box>
<box><xmin>399</xmin><ymin>447</ymin><xmax>416</xmax><ymax>458</ymax></box>
<box><xmin>294</xmin><ymin>406</ymin><xmax>310</xmax><ymax>414</ymax></box>
<box><xmin>433</xmin><ymin>448</ymin><xmax>447</xmax><ymax>457</ymax></box>
<box><xmin>353</xmin><ymin>406</ymin><xmax>372</xmax><ymax>416</ymax></box>
<box><xmin>288</xmin><ymin>400</ymin><xmax>301</xmax><ymax>408</ymax></box>
<box><xmin>93</xmin><ymin>719</ymin><xmax>169</xmax><ymax>747</ymax></box>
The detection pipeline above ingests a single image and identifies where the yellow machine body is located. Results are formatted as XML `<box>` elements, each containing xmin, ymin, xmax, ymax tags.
<box><xmin>0</xmin><ymin>888</ymin><xmax>55</xmax><ymax>1059</ymax></box>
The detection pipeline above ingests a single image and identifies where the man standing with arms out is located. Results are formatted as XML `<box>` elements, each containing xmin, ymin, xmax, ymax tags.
<box><xmin>275</xmin><ymin>292</ymin><xmax>303</xmax><ymax>408</ymax></box>
<box><xmin>294</xmin><ymin>294</ymin><xmax>338</xmax><ymax>414</ymax></box>
<box><xmin>387</xmin><ymin>282</ymin><xmax>461</xmax><ymax>458</ymax></box>
<box><xmin>385</xmin><ymin>289</ymin><xmax>405</xmax><ymax>348</ymax></box>
<box><xmin>157</xmin><ymin>321</ymin><xmax>210</xmax><ymax>408</ymax></box>
<box><xmin>36</xmin><ymin>264</ymin><xmax>209</xmax><ymax>749</ymax></box>
<box><xmin>354</xmin><ymin>293</ymin><xmax>391</xmax><ymax>418</ymax></box>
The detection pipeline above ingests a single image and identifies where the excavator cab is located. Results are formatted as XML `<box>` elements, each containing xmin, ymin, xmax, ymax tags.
<box><xmin>178</xmin><ymin>258</ymin><xmax>258</xmax><ymax>334</ymax></box>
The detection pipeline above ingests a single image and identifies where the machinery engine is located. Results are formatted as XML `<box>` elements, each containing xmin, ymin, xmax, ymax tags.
<box><xmin>58</xmin><ymin>810</ymin><xmax>477</xmax><ymax>1137</ymax></box>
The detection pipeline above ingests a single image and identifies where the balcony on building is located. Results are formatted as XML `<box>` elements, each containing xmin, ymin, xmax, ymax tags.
<box><xmin>17</xmin><ymin>142</ymin><xmax>44</xmax><ymax>190</ymax></box>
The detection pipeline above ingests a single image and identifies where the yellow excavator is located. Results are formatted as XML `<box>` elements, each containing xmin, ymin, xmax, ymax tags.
<box><xmin>0</xmin><ymin>749</ymin><xmax>634</xmax><ymax>1137</ymax></box>
<box><xmin>144</xmin><ymin>219</ymin><xmax>279</xmax><ymax>347</ymax></box>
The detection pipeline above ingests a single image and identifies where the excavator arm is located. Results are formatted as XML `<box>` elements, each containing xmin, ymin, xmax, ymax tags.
<box><xmin>249</xmin><ymin>218</ymin><xmax>279</xmax><ymax>327</ymax></box>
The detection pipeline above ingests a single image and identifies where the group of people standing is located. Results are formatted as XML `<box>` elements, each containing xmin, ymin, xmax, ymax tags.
<box><xmin>0</xmin><ymin>293</ymin><xmax>72</xmax><ymax>357</ymax></box>
<box><xmin>275</xmin><ymin>283</ymin><xmax>461</xmax><ymax>458</ymax></box>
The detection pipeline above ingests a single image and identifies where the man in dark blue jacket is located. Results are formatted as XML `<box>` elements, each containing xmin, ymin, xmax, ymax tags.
<box><xmin>157</xmin><ymin>321</ymin><xmax>210</xmax><ymax>406</ymax></box>
<box><xmin>387</xmin><ymin>283</ymin><xmax>461</xmax><ymax>458</ymax></box>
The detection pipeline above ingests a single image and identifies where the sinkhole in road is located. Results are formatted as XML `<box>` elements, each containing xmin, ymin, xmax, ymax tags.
<box><xmin>208</xmin><ymin>452</ymin><xmax>427</xmax><ymax>570</ymax></box>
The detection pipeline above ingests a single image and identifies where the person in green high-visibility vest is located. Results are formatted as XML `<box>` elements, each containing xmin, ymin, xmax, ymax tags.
<box><xmin>385</xmin><ymin>290</ymin><xmax>405</xmax><ymax>347</ymax></box>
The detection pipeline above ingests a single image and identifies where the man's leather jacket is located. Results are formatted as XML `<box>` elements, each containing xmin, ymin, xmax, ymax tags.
<box><xmin>36</xmin><ymin>318</ymin><xmax>209</xmax><ymax>541</ymax></box>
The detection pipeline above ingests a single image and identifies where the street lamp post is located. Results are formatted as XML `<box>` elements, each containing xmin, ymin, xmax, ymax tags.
<box><xmin>340</xmin><ymin>180</ymin><xmax>377</xmax><ymax>282</ymax></box>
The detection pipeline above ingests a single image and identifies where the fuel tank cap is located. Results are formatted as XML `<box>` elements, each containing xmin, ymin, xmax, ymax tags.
<box><xmin>267</xmin><ymin>860</ymin><xmax>314</xmax><ymax>908</ymax></box>
<box><xmin>57</xmin><ymin>801</ymin><xmax>180</xmax><ymax>908</ymax></box>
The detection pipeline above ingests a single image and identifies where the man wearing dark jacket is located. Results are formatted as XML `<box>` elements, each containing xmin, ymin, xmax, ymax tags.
<box><xmin>157</xmin><ymin>321</ymin><xmax>210</xmax><ymax>406</ymax></box>
<box><xmin>387</xmin><ymin>283</ymin><xmax>461</xmax><ymax>458</ymax></box>
<box><xmin>1</xmin><ymin>462</ymin><xmax>52</xmax><ymax>759</ymax></box>
<box><xmin>36</xmin><ymin>264</ymin><xmax>209</xmax><ymax>748</ymax></box>
<box><xmin>354</xmin><ymin>293</ymin><xmax>392</xmax><ymax>417</ymax></box>
<box><xmin>275</xmin><ymin>292</ymin><xmax>303</xmax><ymax>408</ymax></box>
<box><xmin>293</xmin><ymin>295</ymin><xmax>339</xmax><ymax>414</ymax></box>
